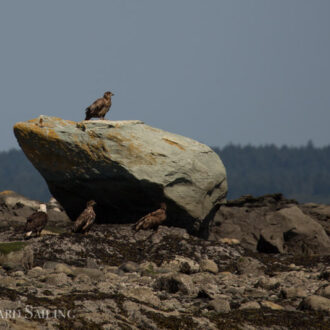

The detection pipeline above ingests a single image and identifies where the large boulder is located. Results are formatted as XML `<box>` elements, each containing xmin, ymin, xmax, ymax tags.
<box><xmin>13</xmin><ymin>116</ymin><xmax>227</xmax><ymax>230</ymax></box>
<box><xmin>208</xmin><ymin>194</ymin><xmax>330</xmax><ymax>254</ymax></box>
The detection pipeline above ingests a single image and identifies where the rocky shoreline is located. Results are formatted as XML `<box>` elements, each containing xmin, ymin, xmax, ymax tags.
<box><xmin>0</xmin><ymin>191</ymin><xmax>329</xmax><ymax>329</ymax></box>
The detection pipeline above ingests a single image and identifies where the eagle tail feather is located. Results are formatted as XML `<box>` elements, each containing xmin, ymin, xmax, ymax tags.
<box><xmin>85</xmin><ymin>108</ymin><xmax>91</xmax><ymax>120</ymax></box>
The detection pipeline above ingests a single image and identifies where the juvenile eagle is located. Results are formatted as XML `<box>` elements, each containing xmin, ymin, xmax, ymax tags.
<box><xmin>24</xmin><ymin>204</ymin><xmax>48</xmax><ymax>239</ymax></box>
<box><xmin>72</xmin><ymin>200</ymin><xmax>96</xmax><ymax>234</ymax></box>
<box><xmin>134</xmin><ymin>203</ymin><xmax>167</xmax><ymax>231</ymax></box>
<box><xmin>85</xmin><ymin>91</ymin><xmax>114</xmax><ymax>120</ymax></box>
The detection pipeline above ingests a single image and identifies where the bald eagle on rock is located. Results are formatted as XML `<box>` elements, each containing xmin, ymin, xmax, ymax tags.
<box><xmin>24</xmin><ymin>204</ymin><xmax>48</xmax><ymax>239</ymax></box>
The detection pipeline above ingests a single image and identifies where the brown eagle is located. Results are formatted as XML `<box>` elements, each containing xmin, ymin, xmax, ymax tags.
<box><xmin>134</xmin><ymin>203</ymin><xmax>167</xmax><ymax>231</ymax></box>
<box><xmin>85</xmin><ymin>91</ymin><xmax>114</xmax><ymax>120</ymax></box>
<box><xmin>24</xmin><ymin>204</ymin><xmax>48</xmax><ymax>239</ymax></box>
<box><xmin>72</xmin><ymin>200</ymin><xmax>96</xmax><ymax>233</ymax></box>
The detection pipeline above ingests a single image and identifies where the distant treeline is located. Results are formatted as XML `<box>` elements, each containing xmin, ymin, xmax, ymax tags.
<box><xmin>213</xmin><ymin>142</ymin><xmax>330</xmax><ymax>204</ymax></box>
<box><xmin>0</xmin><ymin>149</ymin><xmax>51</xmax><ymax>201</ymax></box>
<box><xmin>0</xmin><ymin>144</ymin><xmax>329</xmax><ymax>204</ymax></box>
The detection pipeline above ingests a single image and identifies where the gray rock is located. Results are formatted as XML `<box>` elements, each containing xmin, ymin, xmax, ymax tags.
<box><xmin>200</xmin><ymin>258</ymin><xmax>218</xmax><ymax>274</ymax></box>
<box><xmin>239</xmin><ymin>301</ymin><xmax>261</xmax><ymax>310</ymax></box>
<box><xmin>260</xmin><ymin>301</ymin><xmax>284</xmax><ymax>310</ymax></box>
<box><xmin>315</xmin><ymin>285</ymin><xmax>330</xmax><ymax>299</ymax></box>
<box><xmin>12</xmin><ymin>270</ymin><xmax>25</xmax><ymax>277</ymax></box>
<box><xmin>72</xmin><ymin>267</ymin><xmax>104</xmax><ymax>281</ymax></box>
<box><xmin>43</xmin><ymin>261</ymin><xmax>60</xmax><ymax>270</ymax></box>
<box><xmin>209</xmin><ymin>298</ymin><xmax>231</xmax><ymax>313</ymax></box>
<box><xmin>0</xmin><ymin>299</ymin><xmax>22</xmax><ymax>311</ymax></box>
<box><xmin>0</xmin><ymin>319</ymin><xmax>48</xmax><ymax>330</ymax></box>
<box><xmin>224</xmin><ymin>286</ymin><xmax>245</xmax><ymax>298</ymax></box>
<box><xmin>27</xmin><ymin>266</ymin><xmax>45</xmax><ymax>278</ymax></box>
<box><xmin>209</xmin><ymin>194</ymin><xmax>330</xmax><ymax>254</ymax></box>
<box><xmin>236</xmin><ymin>257</ymin><xmax>265</xmax><ymax>275</ymax></box>
<box><xmin>122</xmin><ymin>301</ymin><xmax>158</xmax><ymax>329</ymax></box>
<box><xmin>139</xmin><ymin>262</ymin><xmax>161</xmax><ymax>277</ymax></box>
<box><xmin>53</xmin><ymin>263</ymin><xmax>74</xmax><ymax>275</ymax></box>
<box><xmin>191</xmin><ymin>317</ymin><xmax>218</xmax><ymax>330</ymax></box>
<box><xmin>14</xmin><ymin>116</ymin><xmax>227</xmax><ymax>229</ymax></box>
<box><xmin>97</xmin><ymin>281</ymin><xmax>115</xmax><ymax>294</ymax></box>
<box><xmin>300</xmin><ymin>203</ymin><xmax>330</xmax><ymax>236</ymax></box>
<box><xmin>45</xmin><ymin>272</ymin><xmax>71</xmax><ymax>286</ymax></box>
<box><xmin>153</xmin><ymin>273</ymin><xmax>196</xmax><ymax>295</ymax></box>
<box><xmin>75</xmin><ymin>273</ymin><xmax>92</xmax><ymax>285</ymax></box>
<box><xmin>0</xmin><ymin>244</ymin><xmax>33</xmax><ymax>271</ymax></box>
<box><xmin>161</xmin><ymin>256</ymin><xmax>200</xmax><ymax>274</ymax></box>
<box><xmin>277</xmin><ymin>206</ymin><xmax>330</xmax><ymax>255</ymax></box>
<box><xmin>122</xmin><ymin>287</ymin><xmax>161</xmax><ymax>307</ymax></box>
<box><xmin>43</xmin><ymin>262</ymin><xmax>74</xmax><ymax>276</ymax></box>
<box><xmin>0</xmin><ymin>276</ymin><xmax>19</xmax><ymax>288</ymax></box>
<box><xmin>86</xmin><ymin>257</ymin><xmax>99</xmax><ymax>269</ymax></box>
<box><xmin>256</xmin><ymin>277</ymin><xmax>280</xmax><ymax>290</ymax></box>
<box><xmin>280</xmin><ymin>287</ymin><xmax>308</xmax><ymax>299</ymax></box>
<box><xmin>22</xmin><ymin>245</ymin><xmax>34</xmax><ymax>271</ymax></box>
<box><xmin>150</xmin><ymin>226</ymin><xmax>190</xmax><ymax>245</ymax></box>
<box><xmin>197</xmin><ymin>284</ymin><xmax>222</xmax><ymax>299</ymax></box>
<box><xmin>161</xmin><ymin>298</ymin><xmax>182</xmax><ymax>311</ymax></box>
<box><xmin>119</xmin><ymin>261</ymin><xmax>140</xmax><ymax>273</ymax></box>
<box><xmin>299</xmin><ymin>295</ymin><xmax>330</xmax><ymax>312</ymax></box>
<box><xmin>243</xmin><ymin>288</ymin><xmax>268</xmax><ymax>300</ymax></box>
<box><xmin>0</xmin><ymin>190</ymin><xmax>40</xmax><ymax>212</ymax></box>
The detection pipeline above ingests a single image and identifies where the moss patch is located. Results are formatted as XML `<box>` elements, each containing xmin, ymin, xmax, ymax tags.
<box><xmin>0</xmin><ymin>241</ymin><xmax>28</xmax><ymax>255</ymax></box>
<box><xmin>44</xmin><ymin>225</ymin><xmax>68</xmax><ymax>234</ymax></box>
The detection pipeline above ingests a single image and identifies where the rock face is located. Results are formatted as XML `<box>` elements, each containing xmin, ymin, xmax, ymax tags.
<box><xmin>0</xmin><ymin>190</ymin><xmax>71</xmax><ymax>231</ymax></box>
<box><xmin>13</xmin><ymin>116</ymin><xmax>227</xmax><ymax>229</ymax></box>
<box><xmin>207</xmin><ymin>194</ymin><xmax>330</xmax><ymax>255</ymax></box>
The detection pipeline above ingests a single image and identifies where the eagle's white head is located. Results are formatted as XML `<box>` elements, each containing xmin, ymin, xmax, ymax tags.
<box><xmin>38</xmin><ymin>204</ymin><xmax>47</xmax><ymax>213</ymax></box>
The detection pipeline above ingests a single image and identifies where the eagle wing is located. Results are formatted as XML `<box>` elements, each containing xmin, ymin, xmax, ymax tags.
<box><xmin>25</xmin><ymin>211</ymin><xmax>48</xmax><ymax>233</ymax></box>
<box><xmin>73</xmin><ymin>207</ymin><xmax>95</xmax><ymax>233</ymax></box>
<box><xmin>82</xmin><ymin>216</ymin><xmax>95</xmax><ymax>232</ymax></box>
<box><xmin>87</xmin><ymin>98</ymin><xmax>106</xmax><ymax>114</ymax></box>
<box><xmin>134</xmin><ymin>208</ymin><xmax>166</xmax><ymax>231</ymax></box>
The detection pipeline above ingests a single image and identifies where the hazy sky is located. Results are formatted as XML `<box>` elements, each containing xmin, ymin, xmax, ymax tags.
<box><xmin>1</xmin><ymin>1</ymin><xmax>329</xmax><ymax>151</ymax></box>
